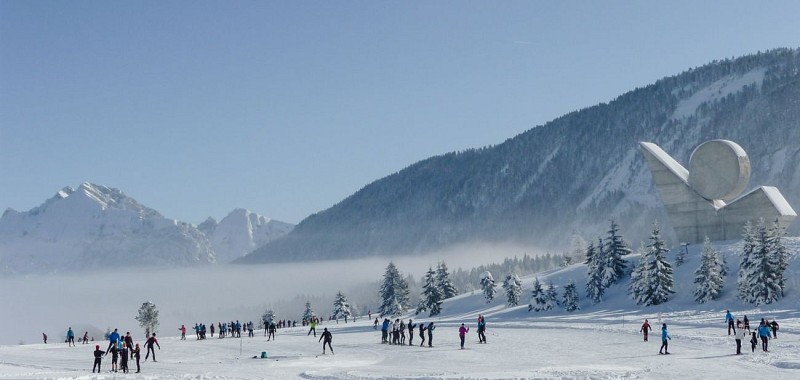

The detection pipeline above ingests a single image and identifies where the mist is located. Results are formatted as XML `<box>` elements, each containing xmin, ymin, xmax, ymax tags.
<box><xmin>0</xmin><ymin>242</ymin><xmax>547</xmax><ymax>345</ymax></box>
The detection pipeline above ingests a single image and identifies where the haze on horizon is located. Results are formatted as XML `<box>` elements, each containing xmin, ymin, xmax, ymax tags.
<box><xmin>2</xmin><ymin>1</ymin><xmax>799</xmax><ymax>225</ymax></box>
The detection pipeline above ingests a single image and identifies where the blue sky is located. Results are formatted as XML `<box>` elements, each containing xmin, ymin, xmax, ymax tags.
<box><xmin>2</xmin><ymin>1</ymin><xmax>799</xmax><ymax>224</ymax></box>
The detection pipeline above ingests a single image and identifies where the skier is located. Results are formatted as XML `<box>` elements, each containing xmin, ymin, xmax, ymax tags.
<box><xmin>179</xmin><ymin>325</ymin><xmax>186</xmax><ymax>340</ymax></box>
<box><xmin>124</xmin><ymin>332</ymin><xmax>134</xmax><ymax>359</ymax></box>
<box><xmin>769</xmin><ymin>320</ymin><xmax>779</xmax><ymax>339</ymax></box>
<box><xmin>658</xmin><ymin>323</ymin><xmax>671</xmax><ymax>354</ymax></box>
<box><xmin>120</xmin><ymin>343</ymin><xmax>129</xmax><ymax>373</ymax></box>
<box><xmin>92</xmin><ymin>344</ymin><xmax>104</xmax><ymax>373</ymax></box>
<box><xmin>400</xmin><ymin>319</ymin><xmax>406</xmax><ymax>344</ymax></box>
<box><xmin>734</xmin><ymin>326</ymin><xmax>746</xmax><ymax>355</ymax></box>
<box><xmin>477</xmin><ymin>315</ymin><xmax>487</xmax><ymax>343</ymax></box>
<box><xmin>758</xmin><ymin>322</ymin><xmax>770</xmax><ymax>352</ymax></box>
<box><xmin>268</xmin><ymin>321</ymin><xmax>277</xmax><ymax>341</ymax></box>
<box><xmin>106</xmin><ymin>328</ymin><xmax>120</xmax><ymax>354</ymax></box>
<box><xmin>419</xmin><ymin>322</ymin><xmax>427</xmax><ymax>347</ymax></box>
<box><xmin>381</xmin><ymin>318</ymin><xmax>390</xmax><ymax>343</ymax></box>
<box><xmin>373</xmin><ymin>318</ymin><xmax>379</xmax><ymax>330</ymax></box>
<box><xmin>82</xmin><ymin>331</ymin><xmax>89</xmax><ymax>344</ymax></box>
<box><xmin>144</xmin><ymin>333</ymin><xmax>160</xmax><ymax>361</ymax></box>
<box><xmin>319</xmin><ymin>327</ymin><xmax>333</xmax><ymax>354</ymax></box>
<box><xmin>307</xmin><ymin>318</ymin><xmax>317</xmax><ymax>337</ymax></box>
<box><xmin>67</xmin><ymin>327</ymin><xmax>75</xmax><ymax>347</ymax></box>
<box><xmin>743</xmin><ymin>315</ymin><xmax>750</xmax><ymax>331</ymax></box>
<box><xmin>210</xmin><ymin>323</ymin><xmax>215</xmax><ymax>338</ymax></box>
<box><xmin>42</xmin><ymin>332</ymin><xmax>47</xmax><ymax>344</ymax></box>
<box><xmin>407</xmin><ymin>319</ymin><xmax>416</xmax><ymax>346</ymax></box>
<box><xmin>725</xmin><ymin>310</ymin><xmax>735</xmax><ymax>335</ymax></box>
<box><xmin>427</xmin><ymin>322</ymin><xmax>435</xmax><ymax>347</ymax></box>
<box><xmin>458</xmin><ymin>323</ymin><xmax>469</xmax><ymax>349</ymax></box>
<box><xmin>750</xmin><ymin>331</ymin><xmax>758</xmax><ymax>353</ymax></box>
<box><xmin>132</xmin><ymin>343</ymin><xmax>141</xmax><ymax>373</ymax></box>
<box><xmin>108</xmin><ymin>343</ymin><xmax>119</xmax><ymax>372</ymax></box>
<box><xmin>640</xmin><ymin>319</ymin><xmax>652</xmax><ymax>342</ymax></box>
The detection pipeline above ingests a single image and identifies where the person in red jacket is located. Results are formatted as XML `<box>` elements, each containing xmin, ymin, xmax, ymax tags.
<box><xmin>458</xmin><ymin>323</ymin><xmax>470</xmax><ymax>349</ymax></box>
<box><xmin>640</xmin><ymin>319</ymin><xmax>652</xmax><ymax>341</ymax></box>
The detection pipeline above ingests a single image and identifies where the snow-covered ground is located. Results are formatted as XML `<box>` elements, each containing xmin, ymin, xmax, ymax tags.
<box><xmin>2</xmin><ymin>239</ymin><xmax>800</xmax><ymax>378</ymax></box>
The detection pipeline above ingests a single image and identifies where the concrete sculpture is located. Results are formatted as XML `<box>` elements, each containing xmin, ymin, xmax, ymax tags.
<box><xmin>640</xmin><ymin>140</ymin><xmax>796</xmax><ymax>244</ymax></box>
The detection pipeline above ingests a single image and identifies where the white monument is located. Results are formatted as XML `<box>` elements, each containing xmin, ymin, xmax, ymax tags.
<box><xmin>640</xmin><ymin>140</ymin><xmax>796</xmax><ymax>244</ymax></box>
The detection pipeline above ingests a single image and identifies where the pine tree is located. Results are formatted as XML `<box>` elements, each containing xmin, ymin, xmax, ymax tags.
<box><xmin>693</xmin><ymin>237</ymin><xmax>723</xmax><ymax>303</ymax></box>
<box><xmin>544</xmin><ymin>282</ymin><xmax>559</xmax><ymax>310</ymax></box>
<box><xmin>528</xmin><ymin>277</ymin><xmax>547</xmax><ymax>312</ymax></box>
<box><xmin>302</xmin><ymin>301</ymin><xmax>316</xmax><ymax>323</ymax></box>
<box><xmin>418</xmin><ymin>266</ymin><xmax>443</xmax><ymax>316</ymax></box>
<box><xmin>738</xmin><ymin>220</ymin><xmax>784</xmax><ymax>305</ymax></box>
<box><xmin>479</xmin><ymin>271</ymin><xmax>496</xmax><ymax>303</ymax></box>
<box><xmin>561</xmin><ymin>280</ymin><xmax>580</xmax><ymax>312</ymax></box>
<box><xmin>630</xmin><ymin>222</ymin><xmax>674</xmax><ymax>306</ymax></box>
<box><xmin>436</xmin><ymin>262</ymin><xmax>458</xmax><ymax>299</ymax></box>
<box><xmin>135</xmin><ymin>301</ymin><xmax>159</xmax><ymax>337</ymax></box>
<box><xmin>502</xmin><ymin>273</ymin><xmax>522</xmax><ymax>306</ymax></box>
<box><xmin>585</xmin><ymin>241</ymin><xmax>605</xmax><ymax>304</ymax></box>
<box><xmin>604</xmin><ymin>220</ymin><xmax>631</xmax><ymax>284</ymax></box>
<box><xmin>378</xmin><ymin>262</ymin><xmax>410</xmax><ymax>317</ymax></box>
<box><xmin>768</xmin><ymin>218</ymin><xmax>789</xmax><ymax>296</ymax></box>
<box><xmin>332</xmin><ymin>291</ymin><xmax>352</xmax><ymax>322</ymax></box>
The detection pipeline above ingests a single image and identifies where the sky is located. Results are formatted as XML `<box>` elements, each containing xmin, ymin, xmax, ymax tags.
<box><xmin>2</xmin><ymin>1</ymin><xmax>799</xmax><ymax>225</ymax></box>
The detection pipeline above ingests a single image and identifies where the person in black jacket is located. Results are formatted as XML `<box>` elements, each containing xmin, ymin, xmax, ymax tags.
<box><xmin>132</xmin><ymin>343</ymin><xmax>141</xmax><ymax>373</ymax></box>
<box><xmin>319</xmin><ymin>328</ymin><xmax>333</xmax><ymax>354</ymax></box>
<box><xmin>427</xmin><ymin>322</ymin><xmax>435</xmax><ymax>347</ymax></box>
<box><xmin>92</xmin><ymin>345</ymin><xmax>104</xmax><ymax>373</ymax></box>
<box><xmin>124</xmin><ymin>332</ymin><xmax>134</xmax><ymax>359</ymax></box>
<box><xmin>419</xmin><ymin>323</ymin><xmax>426</xmax><ymax>347</ymax></box>
<box><xmin>144</xmin><ymin>333</ymin><xmax>160</xmax><ymax>362</ymax></box>
<box><xmin>120</xmin><ymin>343</ymin><xmax>129</xmax><ymax>373</ymax></box>
<box><xmin>407</xmin><ymin>319</ymin><xmax>416</xmax><ymax>346</ymax></box>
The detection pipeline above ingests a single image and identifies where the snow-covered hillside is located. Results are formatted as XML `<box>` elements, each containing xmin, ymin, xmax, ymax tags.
<box><xmin>0</xmin><ymin>183</ymin><xmax>293</xmax><ymax>273</ymax></box>
<box><xmin>1</xmin><ymin>238</ymin><xmax>799</xmax><ymax>378</ymax></box>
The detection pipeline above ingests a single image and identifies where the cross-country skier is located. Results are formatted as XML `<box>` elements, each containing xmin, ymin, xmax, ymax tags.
<box><xmin>734</xmin><ymin>327</ymin><xmax>746</xmax><ymax>354</ymax></box>
<box><xmin>144</xmin><ymin>333</ymin><xmax>160</xmax><ymax>361</ymax></box>
<box><xmin>427</xmin><ymin>322</ymin><xmax>435</xmax><ymax>347</ymax></box>
<box><xmin>92</xmin><ymin>344</ymin><xmax>104</xmax><ymax>373</ymax></box>
<box><xmin>640</xmin><ymin>319</ymin><xmax>652</xmax><ymax>342</ymax></box>
<box><xmin>319</xmin><ymin>328</ymin><xmax>333</xmax><ymax>354</ymax></box>
<box><xmin>308</xmin><ymin>318</ymin><xmax>317</xmax><ymax>337</ymax></box>
<box><xmin>67</xmin><ymin>327</ymin><xmax>75</xmax><ymax>346</ymax></box>
<box><xmin>120</xmin><ymin>343</ymin><xmax>129</xmax><ymax>373</ymax></box>
<box><xmin>758</xmin><ymin>322</ymin><xmax>770</xmax><ymax>352</ymax></box>
<box><xmin>477</xmin><ymin>315</ymin><xmax>487</xmax><ymax>343</ymax></box>
<box><xmin>132</xmin><ymin>343</ymin><xmax>141</xmax><ymax>373</ymax></box>
<box><xmin>124</xmin><ymin>332</ymin><xmax>134</xmax><ymax>359</ymax></box>
<box><xmin>419</xmin><ymin>322</ymin><xmax>426</xmax><ymax>347</ymax></box>
<box><xmin>659</xmin><ymin>323</ymin><xmax>671</xmax><ymax>354</ymax></box>
<box><xmin>179</xmin><ymin>325</ymin><xmax>186</xmax><ymax>340</ymax></box>
<box><xmin>458</xmin><ymin>323</ymin><xmax>469</xmax><ymax>349</ymax></box>
<box><xmin>42</xmin><ymin>332</ymin><xmax>47</xmax><ymax>344</ymax></box>
<box><xmin>106</xmin><ymin>329</ymin><xmax>120</xmax><ymax>354</ymax></box>
<box><xmin>82</xmin><ymin>331</ymin><xmax>89</xmax><ymax>344</ymax></box>
<box><xmin>770</xmin><ymin>320</ymin><xmax>779</xmax><ymax>339</ymax></box>
<box><xmin>750</xmin><ymin>331</ymin><xmax>758</xmax><ymax>353</ymax></box>
<box><xmin>725</xmin><ymin>310</ymin><xmax>735</xmax><ymax>335</ymax></box>
<box><xmin>400</xmin><ymin>319</ymin><xmax>406</xmax><ymax>344</ymax></box>
<box><xmin>743</xmin><ymin>315</ymin><xmax>750</xmax><ymax>331</ymax></box>
<box><xmin>407</xmin><ymin>319</ymin><xmax>416</xmax><ymax>346</ymax></box>
<box><xmin>109</xmin><ymin>343</ymin><xmax>119</xmax><ymax>372</ymax></box>
<box><xmin>381</xmin><ymin>318</ymin><xmax>390</xmax><ymax>343</ymax></box>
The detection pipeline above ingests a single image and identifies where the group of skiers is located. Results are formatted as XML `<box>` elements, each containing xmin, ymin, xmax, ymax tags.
<box><xmin>640</xmin><ymin>310</ymin><xmax>782</xmax><ymax>356</ymax></box>
<box><xmin>49</xmin><ymin>328</ymin><xmax>92</xmax><ymax>346</ymax></box>
<box><xmin>90</xmin><ymin>328</ymin><xmax>160</xmax><ymax>373</ymax></box>
<box><xmin>726</xmin><ymin>310</ymin><xmax>780</xmax><ymax>354</ymax></box>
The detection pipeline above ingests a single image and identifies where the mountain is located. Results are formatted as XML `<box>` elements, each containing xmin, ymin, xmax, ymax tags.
<box><xmin>240</xmin><ymin>48</ymin><xmax>800</xmax><ymax>263</ymax></box>
<box><xmin>0</xmin><ymin>183</ymin><xmax>293</xmax><ymax>273</ymax></box>
<box><xmin>198</xmin><ymin>208</ymin><xmax>294</xmax><ymax>263</ymax></box>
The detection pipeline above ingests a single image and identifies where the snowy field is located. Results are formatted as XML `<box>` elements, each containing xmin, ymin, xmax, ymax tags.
<box><xmin>1</xmin><ymin>307</ymin><xmax>799</xmax><ymax>379</ymax></box>
<box><xmin>2</xmin><ymin>239</ymin><xmax>800</xmax><ymax>379</ymax></box>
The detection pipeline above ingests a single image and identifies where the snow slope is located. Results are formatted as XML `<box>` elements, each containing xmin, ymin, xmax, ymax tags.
<box><xmin>1</xmin><ymin>238</ymin><xmax>800</xmax><ymax>378</ymax></box>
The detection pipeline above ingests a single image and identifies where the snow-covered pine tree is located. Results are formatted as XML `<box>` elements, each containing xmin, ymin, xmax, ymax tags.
<box><xmin>378</xmin><ymin>262</ymin><xmax>410</xmax><ymax>317</ymax></box>
<box><xmin>502</xmin><ymin>273</ymin><xmax>522</xmax><ymax>306</ymax></box>
<box><xmin>768</xmin><ymin>218</ymin><xmax>789</xmax><ymax>296</ymax></box>
<box><xmin>545</xmin><ymin>282</ymin><xmax>559</xmax><ymax>310</ymax></box>
<box><xmin>332</xmin><ymin>291</ymin><xmax>352</xmax><ymax>322</ymax></box>
<box><xmin>135</xmin><ymin>301</ymin><xmax>159</xmax><ymax>337</ymax></box>
<box><xmin>603</xmin><ymin>220</ymin><xmax>630</xmax><ymax>285</ymax></box>
<box><xmin>479</xmin><ymin>271</ymin><xmax>496</xmax><ymax>303</ymax></box>
<box><xmin>528</xmin><ymin>277</ymin><xmax>547</xmax><ymax>311</ymax></box>
<box><xmin>302</xmin><ymin>301</ymin><xmax>316</xmax><ymax>323</ymax></box>
<box><xmin>435</xmin><ymin>262</ymin><xmax>458</xmax><ymax>299</ymax></box>
<box><xmin>693</xmin><ymin>236</ymin><xmax>723</xmax><ymax>303</ymax></box>
<box><xmin>585</xmin><ymin>240</ymin><xmax>604</xmax><ymax>304</ymax></box>
<box><xmin>628</xmin><ymin>242</ymin><xmax>648</xmax><ymax>303</ymax></box>
<box><xmin>418</xmin><ymin>266</ymin><xmax>443</xmax><ymax>316</ymax></box>
<box><xmin>571</xmin><ymin>233</ymin><xmax>587</xmax><ymax>263</ymax></box>
<box><xmin>738</xmin><ymin>219</ymin><xmax>784</xmax><ymax>305</ymax></box>
<box><xmin>630</xmin><ymin>222</ymin><xmax>674</xmax><ymax>306</ymax></box>
<box><xmin>561</xmin><ymin>280</ymin><xmax>580</xmax><ymax>312</ymax></box>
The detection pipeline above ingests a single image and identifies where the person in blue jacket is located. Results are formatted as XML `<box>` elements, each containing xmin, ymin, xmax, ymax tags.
<box><xmin>381</xmin><ymin>318</ymin><xmax>390</xmax><ymax>343</ymax></box>
<box><xmin>67</xmin><ymin>327</ymin><xmax>75</xmax><ymax>347</ymax></box>
<box><xmin>106</xmin><ymin>328</ymin><xmax>120</xmax><ymax>354</ymax></box>
<box><xmin>659</xmin><ymin>323</ymin><xmax>671</xmax><ymax>354</ymax></box>
<box><xmin>725</xmin><ymin>310</ymin><xmax>735</xmax><ymax>335</ymax></box>
<box><xmin>758</xmin><ymin>321</ymin><xmax>770</xmax><ymax>352</ymax></box>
